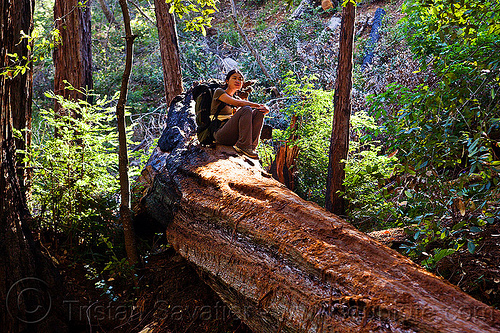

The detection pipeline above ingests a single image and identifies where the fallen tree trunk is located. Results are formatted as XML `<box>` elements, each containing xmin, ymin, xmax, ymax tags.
<box><xmin>135</xmin><ymin>94</ymin><xmax>500</xmax><ymax>333</ymax></box>
<box><xmin>361</xmin><ymin>7</ymin><xmax>385</xmax><ymax>71</ymax></box>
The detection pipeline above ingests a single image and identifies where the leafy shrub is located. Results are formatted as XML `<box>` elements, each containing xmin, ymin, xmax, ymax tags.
<box><xmin>343</xmin><ymin>122</ymin><xmax>400</xmax><ymax>231</ymax></box>
<box><xmin>270</xmin><ymin>74</ymin><xmax>334</xmax><ymax>205</ymax></box>
<box><xmin>29</xmin><ymin>91</ymin><xmax>121</xmax><ymax>249</ymax></box>
<box><xmin>364</xmin><ymin>0</ymin><xmax>500</xmax><ymax>266</ymax></box>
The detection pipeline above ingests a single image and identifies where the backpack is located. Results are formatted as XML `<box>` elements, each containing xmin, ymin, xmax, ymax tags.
<box><xmin>192</xmin><ymin>81</ymin><xmax>227</xmax><ymax>146</ymax></box>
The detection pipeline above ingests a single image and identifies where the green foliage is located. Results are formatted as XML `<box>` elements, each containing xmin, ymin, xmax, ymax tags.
<box><xmin>29</xmin><ymin>91</ymin><xmax>120</xmax><ymax>248</ymax></box>
<box><xmin>405</xmin><ymin>0</ymin><xmax>500</xmax><ymax>42</ymax></box>
<box><xmin>28</xmin><ymin>90</ymin><xmax>139</xmax><ymax>289</ymax></box>
<box><xmin>164</xmin><ymin>0</ymin><xmax>217</xmax><ymax>35</ymax></box>
<box><xmin>266</xmin><ymin>73</ymin><xmax>397</xmax><ymax>214</ymax></box>
<box><xmin>364</xmin><ymin>0</ymin><xmax>500</xmax><ymax>265</ymax></box>
<box><xmin>91</xmin><ymin>2</ymin><xmax>165</xmax><ymax>113</ymax></box>
<box><xmin>237</xmin><ymin>4</ymin><xmax>337</xmax><ymax>86</ymax></box>
<box><xmin>270</xmin><ymin>74</ymin><xmax>334</xmax><ymax>204</ymax></box>
<box><xmin>217</xmin><ymin>27</ymin><xmax>242</xmax><ymax>48</ymax></box>
<box><xmin>344</xmin><ymin>135</ymin><xmax>400</xmax><ymax>231</ymax></box>
<box><xmin>178</xmin><ymin>30</ymin><xmax>220</xmax><ymax>84</ymax></box>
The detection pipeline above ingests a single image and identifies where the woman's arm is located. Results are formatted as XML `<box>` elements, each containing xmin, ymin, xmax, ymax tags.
<box><xmin>218</xmin><ymin>92</ymin><xmax>263</xmax><ymax>109</ymax></box>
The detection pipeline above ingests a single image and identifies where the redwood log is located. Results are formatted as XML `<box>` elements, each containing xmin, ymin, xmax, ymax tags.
<box><xmin>136</xmin><ymin>94</ymin><xmax>500</xmax><ymax>333</ymax></box>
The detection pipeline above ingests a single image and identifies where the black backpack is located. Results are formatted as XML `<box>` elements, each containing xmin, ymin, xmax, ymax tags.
<box><xmin>192</xmin><ymin>81</ymin><xmax>227</xmax><ymax>146</ymax></box>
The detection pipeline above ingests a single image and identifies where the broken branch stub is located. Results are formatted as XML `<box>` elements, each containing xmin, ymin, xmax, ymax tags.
<box><xmin>136</xmin><ymin>94</ymin><xmax>500</xmax><ymax>333</ymax></box>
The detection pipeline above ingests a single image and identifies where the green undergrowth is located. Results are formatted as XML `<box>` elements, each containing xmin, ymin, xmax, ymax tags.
<box><xmin>362</xmin><ymin>0</ymin><xmax>500</xmax><ymax>267</ymax></box>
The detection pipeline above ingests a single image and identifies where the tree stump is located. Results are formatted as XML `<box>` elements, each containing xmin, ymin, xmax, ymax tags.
<box><xmin>135</xmin><ymin>93</ymin><xmax>500</xmax><ymax>333</ymax></box>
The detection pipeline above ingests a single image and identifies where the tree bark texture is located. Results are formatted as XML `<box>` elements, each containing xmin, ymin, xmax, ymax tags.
<box><xmin>117</xmin><ymin>0</ymin><xmax>140</xmax><ymax>266</ymax></box>
<box><xmin>154</xmin><ymin>0</ymin><xmax>183</xmax><ymax>106</ymax></box>
<box><xmin>1</xmin><ymin>0</ymin><xmax>34</xmax><ymax>191</ymax></box>
<box><xmin>135</xmin><ymin>94</ymin><xmax>500</xmax><ymax>333</ymax></box>
<box><xmin>325</xmin><ymin>2</ymin><xmax>355</xmax><ymax>216</ymax></box>
<box><xmin>53</xmin><ymin>0</ymin><xmax>93</xmax><ymax>115</ymax></box>
<box><xmin>0</xmin><ymin>0</ymin><xmax>67</xmax><ymax>331</ymax></box>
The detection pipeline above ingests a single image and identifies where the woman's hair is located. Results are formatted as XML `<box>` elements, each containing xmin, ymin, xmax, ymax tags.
<box><xmin>223</xmin><ymin>69</ymin><xmax>244</xmax><ymax>89</ymax></box>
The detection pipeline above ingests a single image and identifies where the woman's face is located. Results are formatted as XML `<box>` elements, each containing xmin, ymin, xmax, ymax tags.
<box><xmin>226</xmin><ymin>73</ymin><xmax>243</xmax><ymax>90</ymax></box>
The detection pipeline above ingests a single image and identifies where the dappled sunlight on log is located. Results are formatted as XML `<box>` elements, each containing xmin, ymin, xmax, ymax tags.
<box><xmin>135</xmin><ymin>94</ymin><xmax>500</xmax><ymax>332</ymax></box>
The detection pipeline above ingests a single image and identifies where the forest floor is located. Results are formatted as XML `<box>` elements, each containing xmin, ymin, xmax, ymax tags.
<box><xmin>50</xmin><ymin>243</ymin><xmax>252</xmax><ymax>332</ymax></box>
<box><xmin>42</xmin><ymin>0</ymin><xmax>500</xmax><ymax>332</ymax></box>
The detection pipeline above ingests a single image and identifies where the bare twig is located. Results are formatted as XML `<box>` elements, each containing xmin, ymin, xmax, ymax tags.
<box><xmin>228</xmin><ymin>0</ymin><xmax>272</xmax><ymax>82</ymax></box>
<box><xmin>128</xmin><ymin>0</ymin><xmax>156</xmax><ymax>25</ymax></box>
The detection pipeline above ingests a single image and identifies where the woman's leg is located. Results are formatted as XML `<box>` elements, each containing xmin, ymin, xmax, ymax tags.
<box><xmin>214</xmin><ymin>106</ymin><xmax>254</xmax><ymax>149</ymax></box>
<box><xmin>251</xmin><ymin>109</ymin><xmax>265</xmax><ymax>150</ymax></box>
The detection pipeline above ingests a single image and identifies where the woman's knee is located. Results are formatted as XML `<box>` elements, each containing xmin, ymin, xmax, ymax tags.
<box><xmin>239</xmin><ymin>106</ymin><xmax>252</xmax><ymax>114</ymax></box>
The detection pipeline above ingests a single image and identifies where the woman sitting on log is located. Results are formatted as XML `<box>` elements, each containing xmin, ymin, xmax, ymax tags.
<box><xmin>211</xmin><ymin>69</ymin><xmax>269</xmax><ymax>159</ymax></box>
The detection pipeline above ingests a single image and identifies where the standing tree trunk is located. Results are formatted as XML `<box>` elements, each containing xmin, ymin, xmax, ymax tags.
<box><xmin>97</xmin><ymin>0</ymin><xmax>118</xmax><ymax>25</ymax></box>
<box><xmin>154</xmin><ymin>0</ymin><xmax>183</xmax><ymax>106</ymax></box>
<box><xmin>0</xmin><ymin>0</ymin><xmax>67</xmax><ymax>331</ymax></box>
<box><xmin>53</xmin><ymin>0</ymin><xmax>93</xmax><ymax>114</ymax></box>
<box><xmin>5</xmin><ymin>0</ymin><xmax>34</xmax><ymax>192</ymax></box>
<box><xmin>117</xmin><ymin>0</ymin><xmax>140</xmax><ymax>266</ymax></box>
<box><xmin>325</xmin><ymin>0</ymin><xmax>355</xmax><ymax>216</ymax></box>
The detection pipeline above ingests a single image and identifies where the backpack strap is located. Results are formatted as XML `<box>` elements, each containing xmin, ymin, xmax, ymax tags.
<box><xmin>213</xmin><ymin>101</ymin><xmax>226</xmax><ymax>120</ymax></box>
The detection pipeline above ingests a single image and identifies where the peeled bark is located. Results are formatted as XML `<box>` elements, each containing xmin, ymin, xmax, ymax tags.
<box><xmin>270</xmin><ymin>115</ymin><xmax>299</xmax><ymax>191</ymax></box>
<box><xmin>154</xmin><ymin>0</ymin><xmax>183</xmax><ymax>106</ymax></box>
<box><xmin>135</xmin><ymin>94</ymin><xmax>500</xmax><ymax>333</ymax></box>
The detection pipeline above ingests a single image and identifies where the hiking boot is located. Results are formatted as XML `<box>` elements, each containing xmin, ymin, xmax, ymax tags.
<box><xmin>233</xmin><ymin>145</ymin><xmax>259</xmax><ymax>159</ymax></box>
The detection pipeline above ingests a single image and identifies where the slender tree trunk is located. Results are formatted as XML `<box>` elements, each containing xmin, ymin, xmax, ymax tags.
<box><xmin>97</xmin><ymin>0</ymin><xmax>118</xmax><ymax>25</ymax></box>
<box><xmin>1</xmin><ymin>0</ymin><xmax>67</xmax><ymax>331</ymax></box>
<box><xmin>117</xmin><ymin>0</ymin><xmax>140</xmax><ymax>267</ymax></box>
<box><xmin>325</xmin><ymin>1</ymin><xmax>355</xmax><ymax>216</ymax></box>
<box><xmin>53</xmin><ymin>0</ymin><xmax>93</xmax><ymax>115</ymax></box>
<box><xmin>154</xmin><ymin>0</ymin><xmax>183</xmax><ymax>106</ymax></box>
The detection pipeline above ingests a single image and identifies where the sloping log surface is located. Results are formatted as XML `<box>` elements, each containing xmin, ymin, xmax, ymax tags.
<box><xmin>137</xmin><ymin>93</ymin><xmax>500</xmax><ymax>333</ymax></box>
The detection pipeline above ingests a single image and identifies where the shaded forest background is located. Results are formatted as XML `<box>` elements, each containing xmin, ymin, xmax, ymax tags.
<box><xmin>2</xmin><ymin>0</ymin><xmax>499</xmax><ymax>331</ymax></box>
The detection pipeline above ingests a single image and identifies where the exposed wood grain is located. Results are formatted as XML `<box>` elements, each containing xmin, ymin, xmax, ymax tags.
<box><xmin>136</xmin><ymin>94</ymin><xmax>500</xmax><ymax>333</ymax></box>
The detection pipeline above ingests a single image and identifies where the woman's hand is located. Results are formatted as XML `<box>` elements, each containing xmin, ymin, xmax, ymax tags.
<box><xmin>256</xmin><ymin>105</ymin><xmax>270</xmax><ymax>115</ymax></box>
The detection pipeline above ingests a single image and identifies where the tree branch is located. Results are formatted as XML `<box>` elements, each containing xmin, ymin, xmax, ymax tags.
<box><xmin>228</xmin><ymin>0</ymin><xmax>272</xmax><ymax>81</ymax></box>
